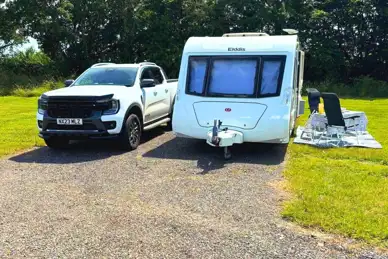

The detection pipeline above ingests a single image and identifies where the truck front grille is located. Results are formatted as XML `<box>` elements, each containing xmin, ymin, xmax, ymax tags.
<box><xmin>47</xmin><ymin>101</ymin><xmax>108</xmax><ymax>118</ymax></box>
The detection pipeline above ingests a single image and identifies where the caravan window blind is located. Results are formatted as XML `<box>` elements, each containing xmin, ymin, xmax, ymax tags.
<box><xmin>208</xmin><ymin>59</ymin><xmax>257</xmax><ymax>96</ymax></box>
<box><xmin>185</xmin><ymin>55</ymin><xmax>286</xmax><ymax>98</ymax></box>
<box><xmin>187</xmin><ymin>58</ymin><xmax>208</xmax><ymax>95</ymax></box>
<box><xmin>260</xmin><ymin>60</ymin><xmax>282</xmax><ymax>95</ymax></box>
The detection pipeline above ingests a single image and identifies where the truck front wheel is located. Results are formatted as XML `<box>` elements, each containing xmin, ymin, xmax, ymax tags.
<box><xmin>119</xmin><ymin>114</ymin><xmax>142</xmax><ymax>150</ymax></box>
<box><xmin>44</xmin><ymin>137</ymin><xmax>70</xmax><ymax>149</ymax></box>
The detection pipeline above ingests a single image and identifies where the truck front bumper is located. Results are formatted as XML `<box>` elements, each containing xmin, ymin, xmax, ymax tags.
<box><xmin>37</xmin><ymin>113</ymin><xmax>121</xmax><ymax>140</ymax></box>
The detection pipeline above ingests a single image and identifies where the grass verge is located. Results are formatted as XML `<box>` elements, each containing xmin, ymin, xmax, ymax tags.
<box><xmin>0</xmin><ymin>80</ymin><xmax>63</xmax><ymax>97</ymax></box>
<box><xmin>282</xmin><ymin>98</ymin><xmax>388</xmax><ymax>247</ymax></box>
<box><xmin>0</xmin><ymin>97</ymin><xmax>44</xmax><ymax>157</ymax></box>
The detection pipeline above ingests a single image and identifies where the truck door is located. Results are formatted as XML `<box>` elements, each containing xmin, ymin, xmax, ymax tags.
<box><xmin>150</xmin><ymin>67</ymin><xmax>170</xmax><ymax>118</ymax></box>
<box><xmin>140</xmin><ymin>67</ymin><xmax>167</xmax><ymax>124</ymax></box>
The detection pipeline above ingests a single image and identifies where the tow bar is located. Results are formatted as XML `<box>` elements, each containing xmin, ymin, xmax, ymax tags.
<box><xmin>206</xmin><ymin>119</ymin><xmax>243</xmax><ymax>160</ymax></box>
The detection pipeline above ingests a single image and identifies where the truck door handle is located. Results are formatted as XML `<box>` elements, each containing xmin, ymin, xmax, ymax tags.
<box><xmin>165</xmin><ymin>89</ymin><xmax>168</xmax><ymax>93</ymax></box>
<box><xmin>153</xmin><ymin>92</ymin><xmax>157</xmax><ymax>96</ymax></box>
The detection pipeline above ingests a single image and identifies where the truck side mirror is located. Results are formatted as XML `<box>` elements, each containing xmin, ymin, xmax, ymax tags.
<box><xmin>140</xmin><ymin>79</ymin><xmax>155</xmax><ymax>88</ymax></box>
<box><xmin>64</xmin><ymin>79</ymin><xmax>74</xmax><ymax>87</ymax></box>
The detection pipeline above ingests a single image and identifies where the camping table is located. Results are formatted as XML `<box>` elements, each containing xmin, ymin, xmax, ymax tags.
<box><xmin>309</xmin><ymin>109</ymin><xmax>368</xmax><ymax>132</ymax></box>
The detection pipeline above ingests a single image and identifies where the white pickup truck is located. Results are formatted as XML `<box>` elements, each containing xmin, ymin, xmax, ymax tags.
<box><xmin>36</xmin><ymin>62</ymin><xmax>178</xmax><ymax>150</ymax></box>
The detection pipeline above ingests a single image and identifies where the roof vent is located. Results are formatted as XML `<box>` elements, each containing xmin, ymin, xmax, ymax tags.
<box><xmin>222</xmin><ymin>32</ymin><xmax>270</xmax><ymax>37</ymax></box>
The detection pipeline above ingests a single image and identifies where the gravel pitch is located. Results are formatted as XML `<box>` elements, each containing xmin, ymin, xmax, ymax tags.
<box><xmin>0</xmin><ymin>129</ymin><xmax>386</xmax><ymax>258</ymax></box>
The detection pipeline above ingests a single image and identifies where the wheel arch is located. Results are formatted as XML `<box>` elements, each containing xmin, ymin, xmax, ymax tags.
<box><xmin>124</xmin><ymin>103</ymin><xmax>143</xmax><ymax>127</ymax></box>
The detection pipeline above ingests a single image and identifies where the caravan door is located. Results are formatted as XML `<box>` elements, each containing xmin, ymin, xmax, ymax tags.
<box><xmin>297</xmin><ymin>50</ymin><xmax>305</xmax><ymax>117</ymax></box>
<box><xmin>290</xmin><ymin>50</ymin><xmax>305</xmax><ymax>132</ymax></box>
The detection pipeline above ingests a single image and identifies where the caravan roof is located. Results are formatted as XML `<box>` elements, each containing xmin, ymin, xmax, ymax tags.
<box><xmin>183</xmin><ymin>35</ymin><xmax>299</xmax><ymax>54</ymax></box>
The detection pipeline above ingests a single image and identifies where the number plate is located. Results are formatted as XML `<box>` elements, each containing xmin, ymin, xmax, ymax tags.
<box><xmin>57</xmin><ymin>118</ymin><xmax>83</xmax><ymax>125</ymax></box>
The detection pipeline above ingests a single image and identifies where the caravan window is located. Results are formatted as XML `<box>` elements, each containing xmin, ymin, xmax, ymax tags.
<box><xmin>208</xmin><ymin>59</ymin><xmax>257</xmax><ymax>96</ymax></box>
<box><xmin>260</xmin><ymin>60</ymin><xmax>282</xmax><ymax>95</ymax></box>
<box><xmin>186</xmin><ymin>55</ymin><xmax>286</xmax><ymax>98</ymax></box>
<box><xmin>187</xmin><ymin>58</ymin><xmax>208</xmax><ymax>95</ymax></box>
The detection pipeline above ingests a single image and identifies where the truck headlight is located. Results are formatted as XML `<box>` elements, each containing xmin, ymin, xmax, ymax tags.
<box><xmin>38</xmin><ymin>98</ymin><xmax>48</xmax><ymax>115</ymax></box>
<box><xmin>103</xmin><ymin>99</ymin><xmax>120</xmax><ymax>115</ymax></box>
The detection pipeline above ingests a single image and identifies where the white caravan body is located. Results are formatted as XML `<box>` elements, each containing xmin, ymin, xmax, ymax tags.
<box><xmin>172</xmin><ymin>33</ymin><xmax>305</xmax><ymax>147</ymax></box>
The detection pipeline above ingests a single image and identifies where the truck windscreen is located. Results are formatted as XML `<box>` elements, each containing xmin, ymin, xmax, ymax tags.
<box><xmin>73</xmin><ymin>67</ymin><xmax>139</xmax><ymax>87</ymax></box>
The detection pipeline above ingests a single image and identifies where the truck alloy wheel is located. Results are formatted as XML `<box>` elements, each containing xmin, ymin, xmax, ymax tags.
<box><xmin>120</xmin><ymin>114</ymin><xmax>142</xmax><ymax>150</ymax></box>
<box><xmin>128</xmin><ymin>118</ymin><xmax>140</xmax><ymax>146</ymax></box>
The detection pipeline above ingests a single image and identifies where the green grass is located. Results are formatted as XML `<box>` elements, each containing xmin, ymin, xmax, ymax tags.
<box><xmin>1</xmin><ymin>80</ymin><xmax>63</xmax><ymax>97</ymax></box>
<box><xmin>303</xmin><ymin>76</ymin><xmax>388</xmax><ymax>98</ymax></box>
<box><xmin>0</xmin><ymin>79</ymin><xmax>64</xmax><ymax>97</ymax></box>
<box><xmin>0</xmin><ymin>97</ymin><xmax>44</xmax><ymax>157</ymax></box>
<box><xmin>283</xmin><ymin>98</ymin><xmax>388</xmax><ymax>247</ymax></box>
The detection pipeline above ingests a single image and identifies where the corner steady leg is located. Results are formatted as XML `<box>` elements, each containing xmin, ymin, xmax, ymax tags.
<box><xmin>224</xmin><ymin>146</ymin><xmax>232</xmax><ymax>160</ymax></box>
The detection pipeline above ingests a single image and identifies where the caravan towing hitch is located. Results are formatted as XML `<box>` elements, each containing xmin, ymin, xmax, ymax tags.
<box><xmin>211</xmin><ymin>119</ymin><xmax>232</xmax><ymax>160</ymax></box>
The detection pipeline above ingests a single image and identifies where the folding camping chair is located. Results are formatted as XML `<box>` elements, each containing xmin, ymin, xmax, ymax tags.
<box><xmin>306</xmin><ymin>88</ymin><xmax>321</xmax><ymax>114</ymax></box>
<box><xmin>317</xmin><ymin>92</ymin><xmax>362</xmax><ymax>146</ymax></box>
<box><xmin>300</xmin><ymin>88</ymin><xmax>322</xmax><ymax>141</ymax></box>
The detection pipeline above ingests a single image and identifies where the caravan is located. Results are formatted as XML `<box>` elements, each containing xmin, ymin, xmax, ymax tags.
<box><xmin>172</xmin><ymin>31</ymin><xmax>305</xmax><ymax>159</ymax></box>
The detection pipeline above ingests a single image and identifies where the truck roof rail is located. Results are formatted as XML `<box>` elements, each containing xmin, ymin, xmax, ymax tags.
<box><xmin>91</xmin><ymin>62</ymin><xmax>116</xmax><ymax>67</ymax></box>
<box><xmin>139</xmin><ymin>61</ymin><xmax>156</xmax><ymax>66</ymax></box>
<box><xmin>282</xmin><ymin>29</ymin><xmax>299</xmax><ymax>35</ymax></box>
<box><xmin>222</xmin><ymin>32</ymin><xmax>270</xmax><ymax>37</ymax></box>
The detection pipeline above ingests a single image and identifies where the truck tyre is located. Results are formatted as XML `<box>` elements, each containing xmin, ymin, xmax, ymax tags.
<box><xmin>44</xmin><ymin>137</ymin><xmax>70</xmax><ymax>149</ymax></box>
<box><xmin>166</xmin><ymin>114</ymin><xmax>173</xmax><ymax>131</ymax></box>
<box><xmin>119</xmin><ymin>114</ymin><xmax>142</xmax><ymax>150</ymax></box>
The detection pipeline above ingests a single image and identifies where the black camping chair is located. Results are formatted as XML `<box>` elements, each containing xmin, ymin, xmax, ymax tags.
<box><xmin>319</xmin><ymin>92</ymin><xmax>361</xmax><ymax>145</ymax></box>
<box><xmin>300</xmin><ymin>88</ymin><xmax>322</xmax><ymax>141</ymax></box>
<box><xmin>306</xmin><ymin>88</ymin><xmax>321</xmax><ymax>114</ymax></box>
<box><xmin>321</xmin><ymin>93</ymin><xmax>346</xmax><ymax>128</ymax></box>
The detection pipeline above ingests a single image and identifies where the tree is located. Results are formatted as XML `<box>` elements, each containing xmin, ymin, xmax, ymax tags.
<box><xmin>2</xmin><ymin>0</ymin><xmax>388</xmax><ymax>81</ymax></box>
<box><xmin>0</xmin><ymin>1</ymin><xmax>26</xmax><ymax>55</ymax></box>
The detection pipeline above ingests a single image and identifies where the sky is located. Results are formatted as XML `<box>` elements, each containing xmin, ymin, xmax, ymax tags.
<box><xmin>1</xmin><ymin>0</ymin><xmax>39</xmax><ymax>53</ymax></box>
<box><xmin>2</xmin><ymin>36</ymin><xmax>40</xmax><ymax>54</ymax></box>
<box><xmin>18</xmin><ymin>37</ymin><xmax>39</xmax><ymax>51</ymax></box>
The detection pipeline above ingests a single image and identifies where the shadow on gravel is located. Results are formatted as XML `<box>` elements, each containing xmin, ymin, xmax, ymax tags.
<box><xmin>9</xmin><ymin>128</ymin><xmax>167</xmax><ymax>164</ymax></box>
<box><xmin>143</xmin><ymin>137</ymin><xmax>288</xmax><ymax>174</ymax></box>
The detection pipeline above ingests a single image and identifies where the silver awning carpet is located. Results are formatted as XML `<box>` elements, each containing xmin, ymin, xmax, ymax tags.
<box><xmin>293</xmin><ymin>126</ymin><xmax>382</xmax><ymax>149</ymax></box>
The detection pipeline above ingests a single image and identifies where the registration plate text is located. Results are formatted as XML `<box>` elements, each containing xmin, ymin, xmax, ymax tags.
<box><xmin>57</xmin><ymin>118</ymin><xmax>83</xmax><ymax>125</ymax></box>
